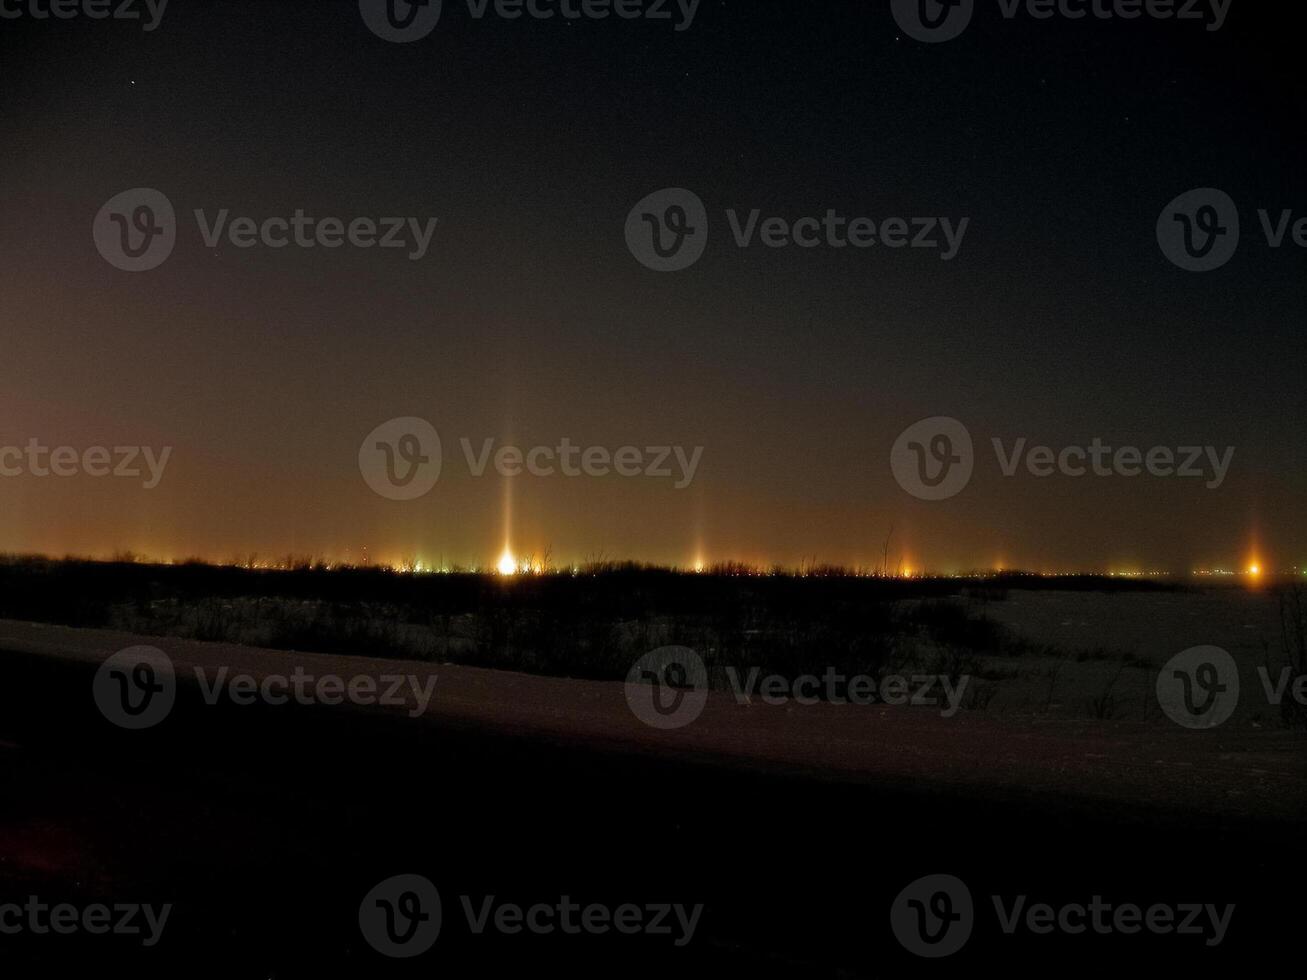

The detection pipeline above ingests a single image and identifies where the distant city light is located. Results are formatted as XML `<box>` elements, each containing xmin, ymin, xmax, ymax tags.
<box><xmin>497</xmin><ymin>549</ymin><xmax>517</xmax><ymax>576</ymax></box>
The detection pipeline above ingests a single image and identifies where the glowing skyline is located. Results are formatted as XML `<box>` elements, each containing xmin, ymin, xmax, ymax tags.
<box><xmin>1</xmin><ymin>2</ymin><xmax>1302</xmax><ymax>582</ymax></box>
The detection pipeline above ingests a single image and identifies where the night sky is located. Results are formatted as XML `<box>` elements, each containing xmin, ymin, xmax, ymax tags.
<box><xmin>1</xmin><ymin>0</ymin><xmax>1303</xmax><ymax>573</ymax></box>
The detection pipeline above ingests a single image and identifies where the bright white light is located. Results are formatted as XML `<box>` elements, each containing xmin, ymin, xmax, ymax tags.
<box><xmin>497</xmin><ymin>549</ymin><xmax>517</xmax><ymax>576</ymax></box>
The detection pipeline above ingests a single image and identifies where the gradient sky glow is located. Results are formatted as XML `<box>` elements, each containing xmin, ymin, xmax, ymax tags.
<box><xmin>1</xmin><ymin>1</ymin><xmax>1303</xmax><ymax>573</ymax></box>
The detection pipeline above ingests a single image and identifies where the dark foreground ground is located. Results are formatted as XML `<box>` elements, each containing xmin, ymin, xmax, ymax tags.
<box><xmin>0</xmin><ymin>621</ymin><xmax>1303</xmax><ymax>977</ymax></box>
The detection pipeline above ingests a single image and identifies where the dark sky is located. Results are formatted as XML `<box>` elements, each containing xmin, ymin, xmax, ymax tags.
<box><xmin>1</xmin><ymin>0</ymin><xmax>1303</xmax><ymax>573</ymax></box>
